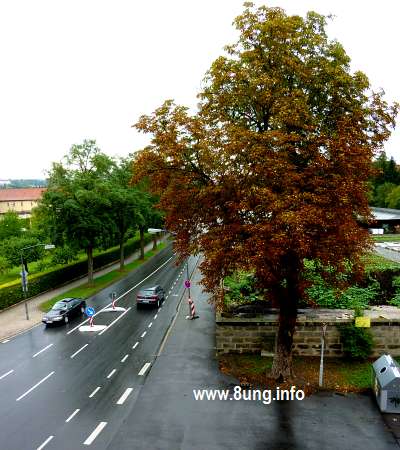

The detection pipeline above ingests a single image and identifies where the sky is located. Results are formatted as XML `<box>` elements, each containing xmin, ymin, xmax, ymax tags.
<box><xmin>0</xmin><ymin>0</ymin><xmax>399</xmax><ymax>179</ymax></box>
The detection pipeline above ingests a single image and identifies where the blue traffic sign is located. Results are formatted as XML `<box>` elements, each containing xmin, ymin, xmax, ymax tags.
<box><xmin>85</xmin><ymin>307</ymin><xmax>95</xmax><ymax>317</ymax></box>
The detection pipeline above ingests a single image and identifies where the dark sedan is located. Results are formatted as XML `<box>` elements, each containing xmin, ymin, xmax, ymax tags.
<box><xmin>42</xmin><ymin>297</ymin><xmax>86</xmax><ymax>326</ymax></box>
<box><xmin>136</xmin><ymin>285</ymin><xmax>165</xmax><ymax>308</ymax></box>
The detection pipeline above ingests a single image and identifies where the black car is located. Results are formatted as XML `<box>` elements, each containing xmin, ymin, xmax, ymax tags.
<box><xmin>136</xmin><ymin>285</ymin><xmax>165</xmax><ymax>308</ymax></box>
<box><xmin>42</xmin><ymin>297</ymin><xmax>87</xmax><ymax>326</ymax></box>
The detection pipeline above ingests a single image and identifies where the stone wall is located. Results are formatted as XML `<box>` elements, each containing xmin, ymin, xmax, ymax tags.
<box><xmin>216</xmin><ymin>308</ymin><xmax>400</xmax><ymax>357</ymax></box>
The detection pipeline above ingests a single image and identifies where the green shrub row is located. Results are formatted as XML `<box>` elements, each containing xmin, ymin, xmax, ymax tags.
<box><xmin>0</xmin><ymin>234</ymin><xmax>153</xmax><ymax>311</ymax></box>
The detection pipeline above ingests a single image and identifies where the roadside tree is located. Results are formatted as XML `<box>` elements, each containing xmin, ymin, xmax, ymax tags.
<box><xmin>132</xmin><ymin>4</ymin><xmax>398</xmax><ymax>380</ymax></box>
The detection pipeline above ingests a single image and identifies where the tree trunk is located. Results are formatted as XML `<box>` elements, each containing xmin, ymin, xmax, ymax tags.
<box><xmin>152</xmin><ymin>233</ymin><xmax>157</xmax><ymax>250</ymax></box>
<box><xmin>270</xmin><ymin>254</ymin><xmax>301</xmax><ymax>382</ymax></box>
<box><xmin>87</xmin><ymin>245</ymin><xmax>94</xmax><ymax>285</ymax></box>
<box><xmin>139</xmin><ymin>226</ymin><xmax>145</xmax><ymax>260</ymax></box>
<box><xmin>119</xmin><ymin>237</ymin><xmax>125</xmax><ymax>271</ymax></box>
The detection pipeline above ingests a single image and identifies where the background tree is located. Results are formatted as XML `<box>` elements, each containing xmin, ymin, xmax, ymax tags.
<box><xmin>36</xmin><ymin>140</ymin><xmax>116</xmax><ymax>284</ymax></box>
<box><xmin>133</xmin><ymin>4</ymin><xmax>398</xmax><ymax>380</ymax></box>
<box><xmin>0</xmin><ymin>211</ymin><xmax>23</xmax><ymax>240</ymax></box>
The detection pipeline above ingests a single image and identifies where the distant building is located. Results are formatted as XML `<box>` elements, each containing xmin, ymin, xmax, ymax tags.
<box><xmin>370</xmin><ymin>207</ymin><xmax>400</xmax><ymax>234</ymax></box>
<box><xmin>0</xmin><ymin>179</ymin><xmax>11</xmax><ymax>185</ymax></box>
<box><xmin>0</xmin><ymin>188</ymin><xmax>46</xmax><ymax>218</ymax></box>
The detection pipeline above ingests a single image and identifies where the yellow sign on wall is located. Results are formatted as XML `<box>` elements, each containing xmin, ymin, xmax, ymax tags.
<box><xmin>355</xmin><ymin>317</ymin><xmax>371</xmax><ymax>328</ymax></box>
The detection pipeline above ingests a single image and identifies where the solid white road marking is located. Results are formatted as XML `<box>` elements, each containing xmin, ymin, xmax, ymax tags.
<box><xmin>138</xmin><ymin>362</ymin><xmax>151</xmax><ymax>376</ymax></box>
<box><xmin>154</xmin><ymin>314</ymin><xmax>158</xmax><ymax>319</ymax></box>
<box><xmin>140</xmin><ymin>331</ymin><xmax>147</xmax><ymax>338</ymax></box>
<box><xmin>68</xmin><ymin>256</ymin><xmax>174</xmax><ymax>335</ymax></box>
<box><xmin>2</xmin><ymin>339</ymin><xmax>10</xmax><ymax>343</ymax></box>
<box><xmin>148</xmin><ymin>322</ymin><xmax>153</xmax><ymax>328</ymax></box>
<box><xmin>33</xmin><ymin>343</ymin><xmax>53</xmax><ymax>358</ymax></box>
<box><xmin>65</xmin><ymin>409</ymin><xmax>80</xmax><ymax>423</ymax></box>
<box><xmin>98</xmin><ymin>307</ymin><xmax>131</xmax><ymax>336</ymax></box>
<box><xmin>89</xmin><ymin>386</ymin><xmax>101</xmax><ymax>398</ymax></box>
<box><xmin>121</xmin><ymin>354</ymin><xmax>129</xmax><ymax>363</ymax></box>
<box><xmin>83</xmin><ymin>422</ymin><xmax>107</xmax><ymax>445</ymax></box>
<box><xmin>16</xmin><ymin>371</ymin><xmax>55</xmax><ymax>401</ymax></box>
<box><xmin>0</xmin><ymin>369</ymin><xmax>14</xmax><ymax>380</ymax></box>
<box><xmin>70</xmin><ymin>344</ymin><xmax>88</xmax><ymax>359</ymax></box>
<box><xmin>116</xmin><ymin>388</ymin><xmax>133</xmax><ymax>405</ymax></box>
<box><xmin>37</xmin><ymin>435</ymin><xmax>54</xmax><ymax>450</ymax></box>
<box><xmin>132</xmin><ymin>342</ymin><xmax>139</xmax><ymax>349</ymax></box>
<box><xmin>107</xmin><ymin>369</ymin><xmax>117</xmax><ymax>379</ymax></box>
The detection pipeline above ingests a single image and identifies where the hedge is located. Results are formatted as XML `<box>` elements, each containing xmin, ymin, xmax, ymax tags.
<box><xmin>0</xmin><ymin>234</ymin><xmax>153</xmax><ymax>311</ymax></box>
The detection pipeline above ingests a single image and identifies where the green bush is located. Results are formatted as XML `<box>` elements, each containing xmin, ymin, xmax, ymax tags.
<box><xmin>51</xmin><ymin>246</ymin><xmax>79</xmax><ymax>266</ymax></box>
<box><xmin>0</xmin><ymin>234</ymin><xmax>153</xmax><ymax>311</ymax></box>
<box><xmin>224</xmin><ymin>271</ymin><xmax>262</xmax><ymax>306</ymax></box>
<box><xmin>339</xmin><ymin>325</ymin><xmax>373</xmax><ymax>360</ymax></box>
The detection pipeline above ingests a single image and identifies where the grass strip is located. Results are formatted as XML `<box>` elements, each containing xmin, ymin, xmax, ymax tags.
<box><xmin>39</xmin><ymin>242</ymin><xmax>166</xmax><ymax>312</ymax></box>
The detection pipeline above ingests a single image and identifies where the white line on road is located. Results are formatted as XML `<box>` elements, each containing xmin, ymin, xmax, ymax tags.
<box><xmin>83</xmin><ymin>422</ymin><xmax>107</xmax><ymax>446</ymax></box>
<box><xmin>33</xmin><ymin>343</ymin><xmax>53</xmax><ymax>358</ymax></box>
<box><xmin>154</xmin><ymin>314</ymin><xmax>158</xmax><ymax>319</ymax></box>
<box><xmin>36</xmin><ymin>435</ymin><xmax>54</xmax><ymax>450</ymax></box>
<box><xmin>138</xmin><ymin>362</ymin><xmax>151</xmax><ymax>376</ymax></box>
<box><xmin>132</xmin><ymin>342</ymin><xmax>139</xmax><ymax>349</ymax></box>
<box><xmin>98</xmin><ymin>307</ymin><xmax>131</xmax><ymax>336</ymax></box>
<box><xmin>148</xmin><ymin>322</ymin><xmax>153</xmax><ymax>328</ymax></box>
<box><xmin>0</xmin><ymin>369</ymin><xmax>14</xmax><ymax>380</ymax></box>
<box><xmin>2</xmin><ymin>339</ymin><xmax>10</xmax><ymax>343</ymax></box>
<box><xmin>121</xmin><ymin>354</ymin><xmax>129</xmax><ymax>363</ymax></box>
<box><xmin>16</xmin><ymin>371</ymin><xmax>55</xmax><ymax>401</ymax></box>
<box><xmin>67</xmin><ymin>256</ymin><xmax>174</xmax><ymax>335</ymax></box>
<box><xmin>107</xmin><ymin>369</ymin><xmax>117</xmax><ymax>379</ymax></box>
<box><xmin>65</xmin><ymin>409</ymin><xmax>80</xmax><ymax>423</ymax></box>
<box><xmin>89</xmin><ymin>386</ymin><xmax>101</xmax><ymax>398</ymax></box>
<box><xmin>116</xmin><ymin>388</ymin><xmax>133</xmax><ymax>405</ymax></box>
<box><xmin>70</xmin><ymin>344</ymin><xmax>88</xmax><ymax>359</ymax></box>
<box><xmin>140</xmin><ymin>331</ymin><xmax>147</xmax><ymax>338</ymax></box>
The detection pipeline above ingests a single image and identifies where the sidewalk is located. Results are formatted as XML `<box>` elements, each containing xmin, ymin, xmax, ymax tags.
<box><xmin>108</xmin><ymin>260</ymin><xmax>399</xmax><ymax>450</ymax></box>
<box><xmin>0</xmin><ymin>239</ymin><xmax>165</xmax><ymax>341</ymax></box>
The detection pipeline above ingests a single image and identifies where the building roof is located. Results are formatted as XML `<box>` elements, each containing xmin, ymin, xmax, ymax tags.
<box><xmin>0</xmin><ymin>188</ymin><xmax>46</xmax><ymax>201</ymax></box>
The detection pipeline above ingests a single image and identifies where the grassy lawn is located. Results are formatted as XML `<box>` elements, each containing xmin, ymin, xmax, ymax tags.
<box><xmin>362</xmin><ymin>252</ymin><xmax>400</xmax><ymax>270</ymax></box>
<box><xmin>219</xmin><ymin>354</ymin><xmax>374</xmax><ymax>395</ymax></box>
<box><xmin>39</xmin><ymin>242</ymin><xmax>166</xmax><ymax>312</ymax></box>
<box><xmin>372</xmin><ymin>234</ymin><xmax>400</xmax><ymax>242</ymax></box>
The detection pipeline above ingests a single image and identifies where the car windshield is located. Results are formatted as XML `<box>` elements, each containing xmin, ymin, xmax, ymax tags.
<box><xmin>52</xmin><ymin>302</ymin><xmax>67</xmax><ymax>311</ymax></box>
<box><xmin>142</xmin><ymin>290</ymin><xmax>156</xmax><ymax>295</ymax></box>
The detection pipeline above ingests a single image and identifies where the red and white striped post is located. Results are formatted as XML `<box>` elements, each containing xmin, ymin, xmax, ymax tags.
<box><xmin>89</xmin><ymin>316</ymin><xmax>94</xmax><ymax>327</ymax></box>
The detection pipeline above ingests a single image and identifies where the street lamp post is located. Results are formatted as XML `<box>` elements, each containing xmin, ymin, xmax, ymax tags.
<box><xmin>20</xmin><ymin>243</ymin><xmax>55</xmax><ymax>320</ymax></box>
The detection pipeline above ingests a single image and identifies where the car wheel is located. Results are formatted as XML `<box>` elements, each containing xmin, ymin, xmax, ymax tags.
<box><xmin>64</xmin><ymin>315</ymin><xmax>69</xmax><ymax>324</ymax></box>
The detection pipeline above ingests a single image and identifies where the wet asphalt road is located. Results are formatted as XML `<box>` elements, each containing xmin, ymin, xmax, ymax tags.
<box><xmin>0</xmin><ymin>243</ymin><xmax>193</xmax><ymax>450</ymax></box>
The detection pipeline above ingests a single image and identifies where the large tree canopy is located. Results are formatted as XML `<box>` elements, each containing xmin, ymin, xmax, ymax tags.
<box><xmin>132</xmin><ymin>4</ymin><xmax>398</xmax><ymax>380</ymax></box>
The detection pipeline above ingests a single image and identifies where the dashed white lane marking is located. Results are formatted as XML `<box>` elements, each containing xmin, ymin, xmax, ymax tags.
<box><xmin>83</xmin><ymin>422</ymin><xmax>107</xmax><ymax>445</ymax></box>
<box><xmin>89</xmin><ymin>386</ymin><xmax>101</xmax><ymax>398</ymax></box>
<box><xmin>121</xmin><ymin>354</ymin><xmax>129</xmax><ymax>363</ymax></box>
<box><xmin>36</xmin><ymin>435</ymin><xmax>54</xmax><ymax>450</ymax></box>
<box><xmin>116</xmin><ymin>388</ymin><xmax>133</xmax><ymax>405</ymax></box>
<box><xmin>168</xmin><ymin>290</ymin><xmax>172</xmax><ymax>294</ymax></box>
<box><xmin>132</xmin><ymin>342</ymin><xmax>139</xmax><ymax>349</ymax></box>
<box><xmin>107</xmin><ymin>369</ymin><xmax>117</xmax><ymax>379</ymax></box>
<box><xmin>65</xmin><ymin>409</ymin><xmax>80</xmax><ymax>423</ymax></box>
<box><xmin>68</xmin><ymin>256</ymin><xmax>174</xmax><ymax>335</ymax></box>
<box><xmin>148</xmin><ymin>322</ymin><xmax>153</xmax><ymax>328</ymax></box>
<box><xmin>70</xmin><ymin>344</ymin><xmax>88</xmax><ymax>359</ymax></box>
<box><xmin>98</xmin><ymin>307</ymin><xmax>131</xmax><ymax>336</ymax></box>
<box><xmin>2</xmin><ymin>339</ymin><xmax>10</xmax><ymax>343</ymax></box>
<box><xmin>16</xmin><ymin>371</ymin><xmax>55</xmax><ymax>401</ymax></box>
<box><xmin>33</xmin><ymin>343</ymin><xmax>53</xmax><ymax>358</ymax></box>
<box><xmin>0</xmin><ymin>369</ymin><xmax>14</xmax><ymax>380</ymax></box>
<box><xmin>154</xmin><ymin>314</ymin><xmax>158</xmax><ymax>319</ymax></box>
<box><xmin>140</xmin><ymin>331</ymin><xmax>147</xmax><ymax>338</ymax></box>
<box><xmin>138</xmin><ymin>362</ymin><xmax>151</xmax><ymax>376</ymax></box>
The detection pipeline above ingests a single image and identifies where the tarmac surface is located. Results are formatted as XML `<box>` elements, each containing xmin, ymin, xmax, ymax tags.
<box><xmin>0</xmin><ymin>244</ymin><xmax>399</xmax><ymax>449</ymax></box>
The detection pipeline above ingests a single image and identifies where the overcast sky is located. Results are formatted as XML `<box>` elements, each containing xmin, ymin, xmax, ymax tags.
<box><xmin>1</xmin><ymin>0</ymin><xmax>399</xmax><ymax>179</ymax></box>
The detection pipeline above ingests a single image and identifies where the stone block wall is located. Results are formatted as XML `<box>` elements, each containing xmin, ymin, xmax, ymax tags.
<box><xmin>216</xmin><ymin>312</ymin><xmax>400</xmax><ymax>357</ymax></box>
